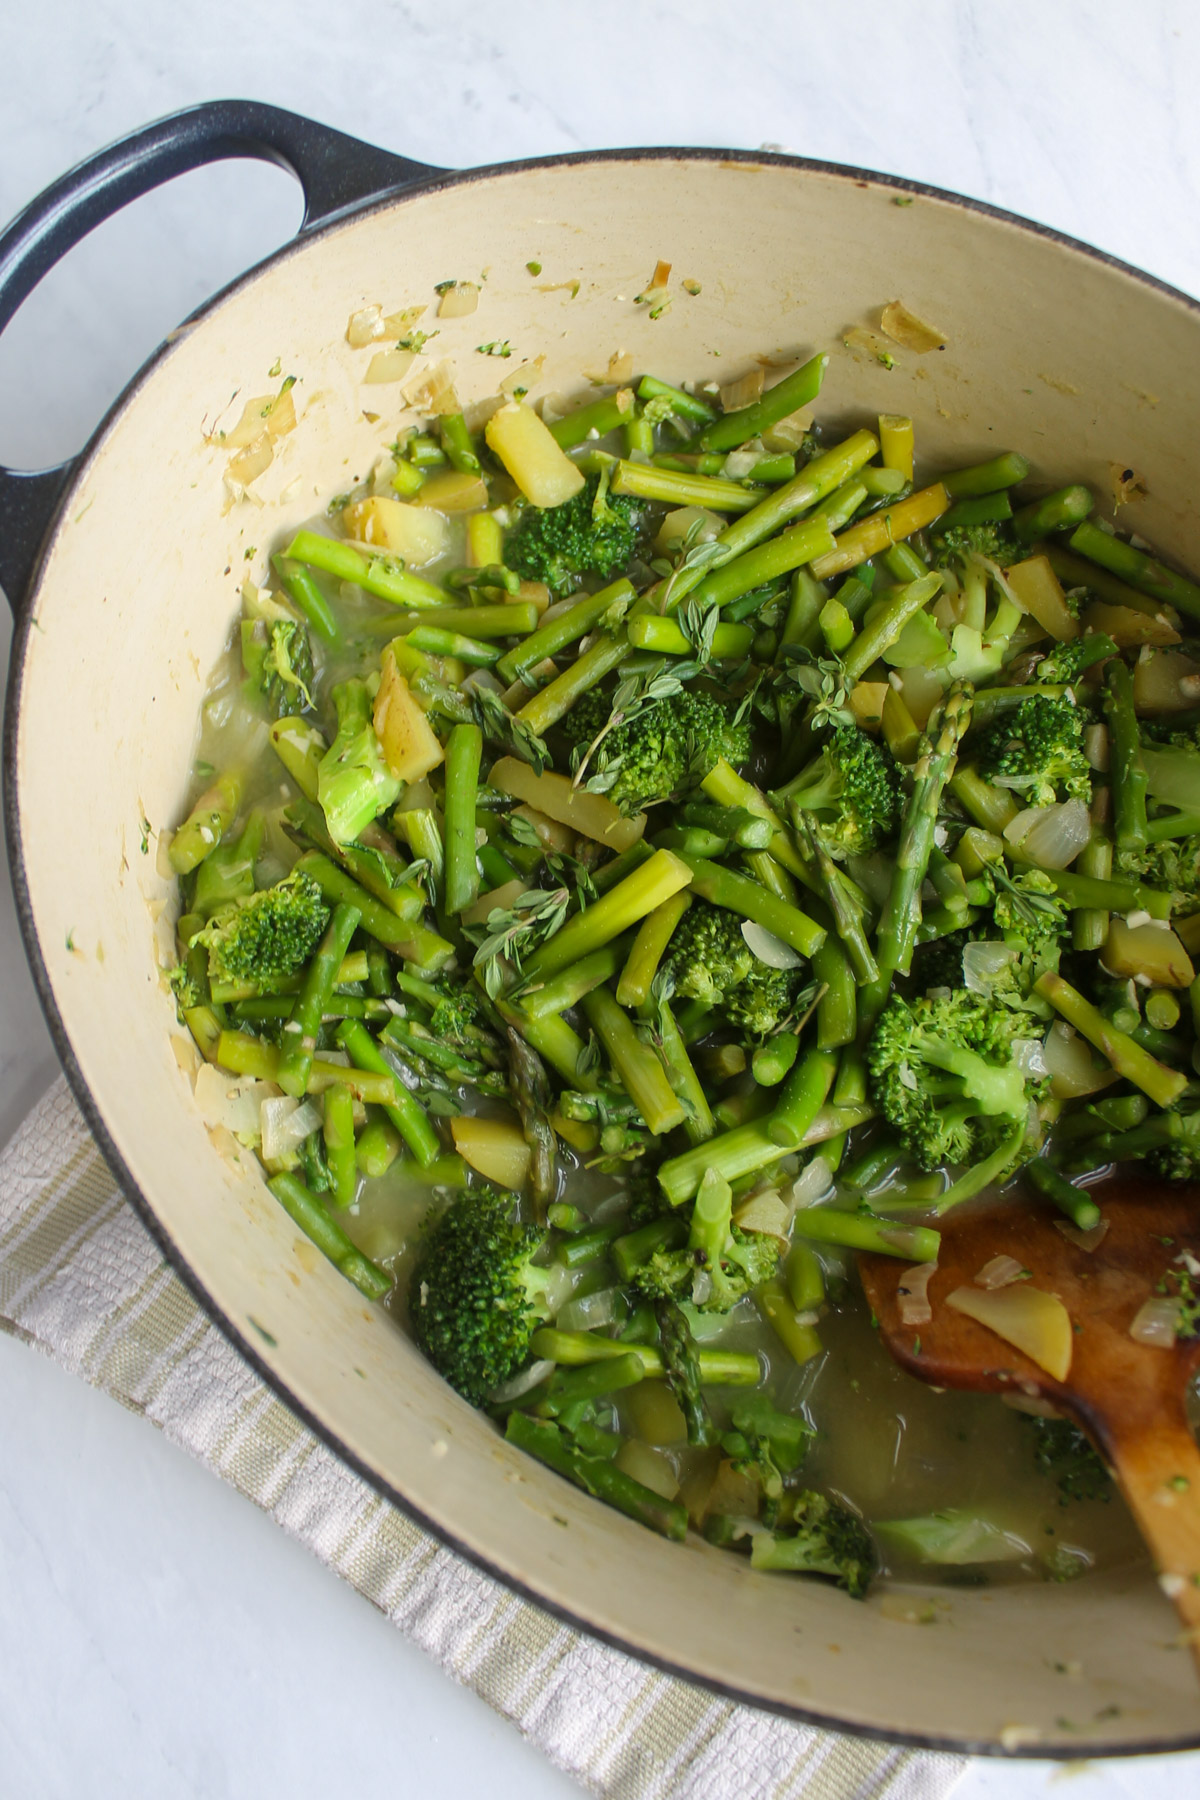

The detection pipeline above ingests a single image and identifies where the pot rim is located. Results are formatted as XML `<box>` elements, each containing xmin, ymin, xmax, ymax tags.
<box><xmin>6</xmin><ymin>140</ymin><xmax>1200</xmax><ymax>1759</ymax></box>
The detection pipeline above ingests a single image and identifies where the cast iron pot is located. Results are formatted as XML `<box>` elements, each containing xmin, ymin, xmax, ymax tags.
<box><xmin>4</xmin><ymin>101</ymin><xmax>1198</xmax><ymax>1756</ymax></box>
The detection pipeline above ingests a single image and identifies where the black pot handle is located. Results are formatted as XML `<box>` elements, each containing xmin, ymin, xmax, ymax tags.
<box><xmin>0</xmin><ymin>99</ymin><xmax>445</xmax><ymax>608</ymax></box>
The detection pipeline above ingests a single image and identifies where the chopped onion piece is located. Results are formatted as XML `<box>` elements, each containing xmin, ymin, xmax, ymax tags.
<box><xmin>364</xmin><ymin>348</ymin><xmax>416</xmax><ymax>385</ymax></box>
<box><xmin>1011</xmin><ymin>1037</ymin><xmax>1049</xmax><ymax>1077</ymax></box>
<box><xmin>1041</xmin><ymin>1019</ymin><xmax>1119</xmax><ymax>1098</ymax></box>
<box><xmin>791</xmin><ymin>1156</ymin><xmax>834</xmax><ymax>1212</ymax></box>
<box><xmin>194</xmin><ymin>1064</ymin><xmax>274</xmax><ymax>1145</ymax></box>
<box><xmin>1053</xmin><ymin>1217</ymin><xmax>1110</xmax><ymax>1253</ymax></box>
<box><xmin>975</xmin><ymin>1254</ymin><xmax>1027</xmax><ymax>1291</ymax></box>
<box><xmin>962</xmin><ymin>940</ymin><xmax>1018</xmax><ymax>995</ymax></box>
<box><xmin>741</xmin><ymin>920</ymin><xmax>803</xmax><ymax>969</ymax></box>
<box><xmin>346</xmin><ymin>304</ymin><xmax>385</xmax><ymax>347</ymax></box>
<box><xmin>260</xmin><ymin>1096</ymin><xmax>321</xmax><ymax>1162</ymax></box>
<box><xmin>556</xmin><ymin>1286</ymin><xmax>622</xmax><ymax>1332</ymax></box>
<box><xmin>1003</xmin><ymin>798</ymin><xmax>1091</xmax><ymax>869</ymax></box>
<box><xmin>1129</xmin><ymin>1296</ymin><xmax>1182</xmax><ymax>1348</ymax></box>
<box><xmin>489</xmin><ymin>1359</ymin><xmax>554</xmax><ymax>1404</ymax></box>
<box><xmin>733</xmin><ymin>1190</ymin><xmax>791</xmax><ymax>1240</ymax></box>
<box><xmin>897</xmin><ymin>1261</ymin><xmax>937</xmax><ymax>1327</ymax></box>
<box><xmin>723</xmin><ymin>446</ymin><xmax>765</xmax><ymax>479</ymax></box>
<box><xmin>1085</xmin><ymin>723</ymin><xmax>1109</xmax><ymax>772</ymax></box>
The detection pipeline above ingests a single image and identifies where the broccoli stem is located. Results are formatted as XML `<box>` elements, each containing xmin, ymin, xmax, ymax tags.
<box><xmin>678</xmin><ymin>855</ymin><xmax>825</xmax><ymax>959</ymax></box>
<box><xmin>528</xmin><ymin>1328</ymin><xmax>760</xmax><ymax>1385</ymax></box>
<box><xmin>610</xmin><ymin>460</ymin><xmax>759</xmax><ymax>513</ymax></box>
<box><xmin>284</xmin><ymin>529</ymin><xmax>446</xmax><ymax>610</ymax></box>
<box><xmin>615</xmin><ymin>891</ymin><xmax>691</xmax><ymax>1007</ymax></box>
<box><xmin>514</xmin><ymin>632</ymin><xmax>631</xmax><ymax>736</ymax></box>
<box><xmin>842</xmin><ymin>573</ymin><xmax>942</xmax><ymax>681</ymax></box>
<box><xmin>518</xmin><ymin>942</ymin><xmax>627</xmax><ymax>1018</ymax></box>
<box><xmin>267</xmin><ymin>1173</ymin><xmax>391</xmax><ymax>1300</ymax></box>
<box><xmin>277</xmin><ymin>903</ymin><xmax>361</xmax><ymax>1098</ymax></box>
<box><xmin>1010</xmin><ymin>485</ymin><xmax>1093</xmax><ymax>544</ymax></box>
<box><xmin>656</xmin><ymin>1119</ymin><xmax>786</xmax><ymax>1205</ymax></box>
<box><xmin>757</xmin><ymin>1280</ymin><xmax>823</xmax><ymax>1364</ymax></box>
<box><xmin>819</xmin><ymin>597</ymin><xmax>854</xmax><ymax>654</ymax></box>
<box><xmin>355</xmin><ymin>1116</ymin><xmax>402</xmax><ymax>1178</ymax></box>
<box><xmin>813</xmin><ymin>937</ymin><xmax>856</xmax><ymax>1050</ymax></box>
<box><xmin>1033</xmin><ymin>971</ymin><xmax>1188</xmax><ymax>1108</ymax></box>
<box><xmin>769</xmin><ymin>1048</ymin><xmax>838</xmax><ymax>1147</ymax></box>
<box><xmin>810</xmin><ymin>485</ymin><xmax>950</xmax><ymax>582</ymax></box>
<box><xmin>940</xmin><ymin>452</ymin><xmax>1030</xmax><ymax>499</ymax></box>
<box><xmin>869</xmin><ymin>682</ymin><xmax>974</xmax><ymax>1008</ymax></box>
<box><xmin>947</xmin><ymin>764</ymin><xmax>1019</xmax><ymax>834</ymax></box>
<box><xmin>625</xmin><ymin>615</ymin><xmax>754</xmax><ymax>659</ymax></box>
<box><xmin>503</xmin><ymin>1411</ymin><xmax>688</xmax><ymax>1542</ymax></box>
<box><xmin>636</xmin><ymin>373</ymin><xmax>716</xmax><ymax>424</ymax></box>
<box><xmin>547</xmin><ymin>392</ymin><xmax>633</xmax><ymax>450</ymax></box>
<box><xmin>294</xmin><ymin>851</ymin><xmax>449</xmax><ymax>959</ymax></box>
<box><xmin>699</xmin><ymin>353</ymin><xmax>827</xmax><ymax>452</ymax></box>
<box><xmin>861</xmin><ymin>465</ymin><xmax>908</xmax><ymax>498</ymax></box>
<box><xmin>169</xmin><ymin>769</ymin><xmax>243</xmax><ymax>875</ymax></box>
<box><xmin>443</xmin><ymin>723</ymin><xmax>483</xmax><ymax>916</ymax></box>
<box><xmin>272</xmin><ymin>554</ymin><xmax>342</xmax><ymax>647</ymax></box>
<box><xmin>335</xmin><ymin>1018</ymin><xmax>442</xmax><ymax>1165</ymax></box>
<box><xmin>580</xmin><ymin>987</ymin><xmax>686</xmax><ymax>1136</ymax></box>
<box><xmin>216</xmin><ymin>1029</ymin><xmax>394</xmax><ymax>1103</ymax></box>
<box><xmin>1104</xmin><ymin>660</ymin><xmax>1148</xmax><ymax>860</ymax></box>
<box><xmin>1069</xmin><ymin>521</ymin><xmax>1200</xmax><ymax>624</ymax></box>
<box><xmin>322</xmin><ymin>1085</ymin><xmax>358</xmax><ymax>1208</ymax></box>
<box><xmin>791</xmin><ymin>1207</ymin><xmax>940</xmax><ymax>1261</ymax></box>
<box><xmin>494</xmin><ymin>579</ymin><xmax>634</xmax><ymax>686</ymax></box>
<box><xmin>684</xmin><ymin>514</ymin><xmax>836</xmax><ymax>612</ymax></box>
<box><xmin>655</xmin><ymin>1299</ymin><xmax>716</xmax><ymax>1446</ymax></box>
<box><xmin>1024</xmin><ymin>1157</ymin><xmax>1101</xmax><ymax>1230</ymax></box>
<box><xmin>522</xmin><ymin>850</ymin><xmax>693</xmax><ymax>984</ymax></box>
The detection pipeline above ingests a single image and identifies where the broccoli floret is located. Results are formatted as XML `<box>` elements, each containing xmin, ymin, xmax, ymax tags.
<box><xmin>242</xmin><ymin>614</ymin><xmax>314</xmax><ymax>718</ymax></box>
<box><xmin>192</xmin><ymin>871</ymin><xmax>330</xmax><ymax>985</ymax></box>
<box><xmin>977</xmin><ymin>866</ymin><xmax>1071</xmax><ymax>998</ymax></box>
<box><xmin>560</xmin><ymin>686</ymin><xmax>751</xmax><ymax>813</ymax></box>
<box><xmin>1027</xmin><ymin>1415</ymin><xmax>1112</xmax><ymax>1506</ymax></box>
<box><xmin>930</xmin><ymin>521</ymin><xmax>1016</xmax><ymax>570</ymax></box>
<box><xmin>745</xmin><ymin>1490</ymin><xmax>877</xmax><ymax>1597</ymax></box>
<box><xmin>1133</xmin><ymin>836</ymin><xmax>1200</xmax><ymax>916</ymax></box>
<box><xmin>410</xmin><ymin>1186</ymin><xmax>555</xmax><ymax>1405</ymax></box>
<box><xmin>318</xmin><ymin>679</ymin><xmax>404</xmax><ymax>845</ymax></box>
<box><xmin>908</xmin><ymin>927</ymin><xmax>969</xmax><ymax>994</ymax></box>
<box><xmin>630</xmin><ymin>1222</ymin><xmax>780</xmax><ymax>1313</ymax></box>
<box><xmin>775</xmin><ymin>723</ymin><xmax>901</xmax><ymax>859</ymax></box>
<box><xmin>505</xmin><ymin>472</ymin><xmax>645</xmax><ymax>597</ymax></box>
<box><xmin>867</xmin><ymin>990</ymin><xmax>1037</xmax><ymax>1172</ymax></box>
<box><xmin>662</xmin><ymin>900</ymin><xmax>803</xmax><ymax>1038</ymax></box>
<box><xmin>1035</xmin><ymin>634</ymin><xmax>1118</xmax><ymax>685</ymax></box>
<box><xmin>167</xmin><ymin>960</ymin><xmax>204</xmax><ymax>1012</ymax></box>
<box><xmin>974</xmin><ymin>694</ymin><xmax>1092</xmax><ymax>807</ymax></box>
<box><xmin>722</xmin><ymin>1394</ymin><xmax>814</xmax><ymax>1521</ymax></box>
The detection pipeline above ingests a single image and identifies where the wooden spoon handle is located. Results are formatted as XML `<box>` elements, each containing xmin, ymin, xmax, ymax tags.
<box><xmin>1106</xmin><ymin>1407</ymin><xmax>1200</xmax><ymax>1668</ymax></box>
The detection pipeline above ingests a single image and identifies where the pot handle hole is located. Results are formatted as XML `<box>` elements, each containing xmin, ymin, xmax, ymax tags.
<box><xmin>0</xmin><ymin>99</ymin><xmax>446</xmax><ymax>610</ymax></box>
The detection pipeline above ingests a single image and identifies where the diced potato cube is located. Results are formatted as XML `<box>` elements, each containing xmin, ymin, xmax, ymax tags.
<box><xmin>416</xmin><ymin>470</ymin><xmax>489</xmax><ymax>513</ymax></box>
<box><xmin>1004</xmin><ymin>555</ymin><xmax>1079</xmax><ymax>642</ymax></box>
<box><xmin>485</xmin><ymin>401</ymin><xmax>586</xmax><ymax>507</ymax></box>
<box><xmin>1084</xmin><ymin>600</ymin><xmax>1181</xmax><ymax>648</ymax></box>
<box><xmin>1103</xmin><ymin>919</ymin><xmax>1195</xmax><ymax>989</ymax></box>
<box><xmin>946</xmin><ymin>1283</ymin><xmax>1073</xmax><ymax>1381</ymax></box>
<box><xmin>373</xmin><ymin>650</ymin><xmax>445</xmax><ymax>783</ymax></box>
<box><xmin>1132</xmin><ymin>648</ymin><xmax>1200</xmax><ymax>714</ymax></box>
<box><xmin>450</xmin><ymin>1114</ymin><xmax>531</xmax><ymax>1189</ymax></box>
<box><xmin>342</xmin><ymin>495</ymin><xmax>447</xmax><ymax>565</ymax></box>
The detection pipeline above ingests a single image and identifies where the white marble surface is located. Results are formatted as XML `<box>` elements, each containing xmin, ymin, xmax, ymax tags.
<box><xmin>3</xmin><ymin>2</ymin><xmax>1200</xmax><ymax>1793</ymax></box>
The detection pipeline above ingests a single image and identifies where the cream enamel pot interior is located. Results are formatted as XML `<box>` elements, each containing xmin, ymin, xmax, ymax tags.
<box><xmin>4</xmin><ymin>102</ymin><xmax>1200</xmax><ymax>1757</ymax></box>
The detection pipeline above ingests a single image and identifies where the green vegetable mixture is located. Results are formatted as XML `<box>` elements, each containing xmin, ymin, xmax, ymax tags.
<box><xmin>170</xmin><ymin>348</ymin><xmax>1200</xmax><ymax>1596</ymax></box>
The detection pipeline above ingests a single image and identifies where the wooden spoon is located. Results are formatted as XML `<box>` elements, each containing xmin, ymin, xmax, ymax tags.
<box><xmin>858</xmin><ymin>1174</ymin><xmax>1200</xmax><ymax>1669</ymax></box>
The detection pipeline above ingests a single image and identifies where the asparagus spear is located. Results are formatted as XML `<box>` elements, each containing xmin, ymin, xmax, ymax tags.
<box><xmin>277</xmin><ymin>903</ymin><xmax>362</xmax><ymax>1097</ymax></box>
<box><xmin>504</xmin><ymin>1411</ymin><xmax>688</xmax><ymax>1541</ymax></box>
<box><xmin>268</xmin><ymin>1173</ymin><xmax>391</xmax><ymax>1300</ymax></box>
<box><xmin>505</xmin><ymin>1028</ymin><xmax>558</xmax><ymax>1214</ymax></box>
<box><xmin>1104</xmin><ymin>659</ymin><xmax>1148</xmax><ymax>861</ymax></box>
<box><xmin>655</xmin><ymin>1298</ymin><xmax>716</xmax><ymax>1446</ymax></box>
<box><xmin>443</xmin><ymin>722</ymin><xmax>483</xmax><ymax>916</ymax></box>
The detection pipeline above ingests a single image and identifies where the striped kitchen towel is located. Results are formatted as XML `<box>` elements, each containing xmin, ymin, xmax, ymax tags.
<box><xmin>0</xmin><ymin>1077</ymin><xmax>964</xmax><ymax>1800</ymax></box>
